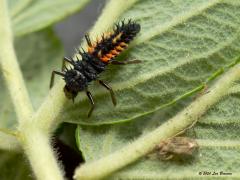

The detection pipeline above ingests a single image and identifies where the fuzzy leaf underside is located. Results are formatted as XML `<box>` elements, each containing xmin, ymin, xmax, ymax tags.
<box><xmin>1</xmin><ymin>0</ymin><xmax>240</xmax><ymax>179</ymax></box>
<box><xmin>62</xmin><ymin>0</ymin><xmax>240</xmax><ymax>125</ymax></box>
<box><xmin>77</xmin><ymin>88</ymin><xmax>240</xmax><ymax>179</ymax></box>
<box><xmin>76</xmin><ymin>0</ymin><xmax>240</xmax><ymax>179</ymax></box>
<box><xmin>8</xmin><ymin>0</ymin><xmax>91</xmax><ymax>36</ymax></box>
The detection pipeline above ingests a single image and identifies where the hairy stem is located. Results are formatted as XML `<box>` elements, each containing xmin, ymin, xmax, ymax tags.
<box><xmin>74</xmin><ymin>64</ymin><xmax>240</xmax><ymax>180</ymax></box>
<box><xmin>0</xmin><ymin>1</ymin><xmax>64</xmax><ymax>179</ymax></box>
<box><xmin>20</xmin><ymin>122</ymin><xmax>64</xmax><ymax>180</ymax></box>
<box><xmin>0</xmin><ymin>0</ymin><xmax>33</xmax><ymax>123</ymax></box>
<box><xmin>33</xmin><ymin>82</ymin><xmax>67</xmax><ymax>132</ymax></box>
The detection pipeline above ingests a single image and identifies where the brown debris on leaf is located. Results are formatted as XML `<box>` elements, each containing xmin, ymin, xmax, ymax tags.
<box><xmin>154</xmin><ymin>137</ymin><xmax>199</xmax><ymax>160</ymax></box>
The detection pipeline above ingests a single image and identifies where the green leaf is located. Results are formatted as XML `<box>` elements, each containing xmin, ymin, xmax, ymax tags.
<box><xmin>12</xmin><ymin>0</ymin><xmax>91</xmax><ymax>36</ymax></box>
<box><xmin>75</xmin><ymin>0</ymin><xmax>240</xmax><ymax>179</ymax></box>
<box><xmin>0</xmin><ymin>29</ymin><xmax>64</xmax><ymax>129</ymax></box>
<box><xmin>0</xmin><ymin>151</ymin><xmax>32</xmax><ymax>180</ymax></box>
<box><xmin>62</xmin><ymin>0</ymin><xmax>240</xmax><ymax>125</ymax></box>
<box><xmin>8</xmin><ymin>0</ymin><xmax>32</xmax><ymax>17</ymax></box>
<box><xmin>76</xmin><ymin>90</ymin><xmax>240</xmax><ymax>179</ymax></box>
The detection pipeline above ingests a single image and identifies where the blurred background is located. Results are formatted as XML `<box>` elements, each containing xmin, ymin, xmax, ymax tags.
<box><xmin>54</xmin><ymin>0</ymin><xmax>105</xmax><ymax>56</ymax></box>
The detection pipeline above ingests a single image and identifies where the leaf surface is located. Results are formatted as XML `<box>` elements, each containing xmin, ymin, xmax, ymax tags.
<box><xmin>62</xmin><ymin>0</ymin><xmax>240</xmax><ymax>125</ymax></box>
<box><xmin>76</xmin><ymin>0</ymin><xmax>240</xmax><ymax>179</ymax></box>
<box><xmin>8</xmin><ymin>0</ymin><xmax>32</xmax><ymax>17</ymax></box>
<box><xmin>11</xmin><ymin>0</ymin><xmax>91</xmax><ymax>36</ymax></box>
<box><xmin>77</xmin><ymin>90</ymin><xmax>240</xmax><ymax>179</ymax></box>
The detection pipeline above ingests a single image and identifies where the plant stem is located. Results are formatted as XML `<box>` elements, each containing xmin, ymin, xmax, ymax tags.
<box><xmin>20</xmin><ymin>122</ymin><xmax>64</xmax><ymax>180</ymax></box>
<box><xmin>74</xmin><ymin>64</ymin><xmax>240</xmax><ymax>180</ymax></box>
<box><xmin>0</xmin><ymin>1</ymin><xmax>64</xmax><ymax>179</ymax></box>
<box><xmin>32</xmin><ymin>82</ymin><xmax>67</xmax><ymax>132</ymax></box>
<box><xmin>0</xmin><ymin>0</ymin><xmax>33</xmax><ymax>123</ymax></box>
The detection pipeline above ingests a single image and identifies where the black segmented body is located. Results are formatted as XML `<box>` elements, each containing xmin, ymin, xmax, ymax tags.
<box><xmin>63</xmin><ymin>19</ymin><xmax>140</xmax><ymax>99</ymax></box>
<box><xmin>91</xmin><ymin>20</ymin><xmax>141</xmax><ymax>58</ymax></box>
<box><xmin>50</xmin><ymin>19</ymin><xmax>141</xmax><ymax>117</ymax></box>
<box><xmin>63</xmin><ymin>53</ymin><xmax>106</xmax><ymax>95</ymax></box>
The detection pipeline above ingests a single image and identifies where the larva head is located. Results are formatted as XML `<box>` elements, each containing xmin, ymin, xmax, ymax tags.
<box><xmin>63</xmin><ymin>69</ymin><xmax>87</xmax><ymax>101</ymax></box>
<box><xmin>64</xmin><ymin>85</ymin><xmax>78</xmax><ymax>101</ymax></box>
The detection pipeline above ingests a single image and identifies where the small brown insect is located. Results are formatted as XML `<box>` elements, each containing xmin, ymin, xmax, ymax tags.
<box><xmin>155</xmin><ymin>137</ymin><xmax>198</xmax><ymax>160</ymax></box>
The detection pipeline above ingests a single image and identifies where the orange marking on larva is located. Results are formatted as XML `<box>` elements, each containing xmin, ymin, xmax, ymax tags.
<box><xmin>111</xmin><ymin>50</ymin><xmax>119</xmax><ymax>55</ymax></box>
<box><xmin>116</xmin><ymin>46</ymin><xmax>124</xmax><ymax>51</ymax></box>
<box><xmin>106</xmin><ymin>54</ymin><xmax>114</xmax><ymax>58</ymax></box>
<box><xmin>100</xmin><ymin>32</ymin><xmax>111</xmax><ymax>42</ymax></box>
<box><xmin>92</xmin><ymin>43</ymin><xmax>96</xmax><ymax>47</ymax></box>
<box><xmin>112</xmin><ymin>32</ymin><xmax>122</xmax><ymax>44</ymax></box>
<box><xmin>88</xmin><ymin>47</ymin><xmax>94</xmax><ymax>54</ymax></box>
<box><xmin>101</xmin><ymin>57</ymin><xmax>111</xmax><ymax>63</ymax></box>
<box><xmin>103</xmin><ymin>32</ymin><xmax>111</xmax><ymax>37</ymax></box>
<box><xmin>120</xmin><ymin>42</ymin><xmax>127</xmax><ymax>47</ymax></box>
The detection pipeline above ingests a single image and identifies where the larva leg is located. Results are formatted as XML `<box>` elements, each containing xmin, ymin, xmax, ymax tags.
<box><xmin>62</xmin><ymin>57</ymin><xmax>74</xmax><ymax>71</ymax></box>
<box><xmin>86</xmin><ymin>90</ymin><xmax>95</xmax><ymax>118</ymax></box>
<box><xmin>98</xmin><ymin>80</ymin><xmax>117</xmax><ymax>106</ymax></box>
<box><xmin>50</xmin><ymin>71</ymin><xmax>65</xmax><ymax>88</ymax></box>
<box><xmin>85</xmin><ymin>33</ymin><xmax>92</xmax><ymax>47</ymax></box>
